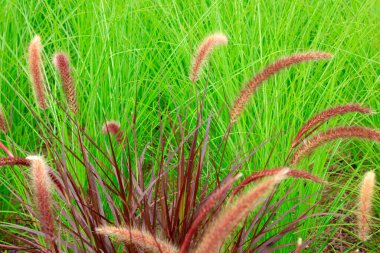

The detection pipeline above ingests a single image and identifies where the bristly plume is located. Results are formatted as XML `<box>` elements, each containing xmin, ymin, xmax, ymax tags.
<box><xmin>231</xmin><ymin>168</ymin><xmax>325</xmax><ymax>199</ymax></box>
<box><xmin>0</xmin><ymin>157</ymin><xmax>30</xmax><ymax>166</ymax></box>
<box><xmin>28</xmin><ymin>35</ymin><xmax>47</xmax><ymax>110</ymax></box>
<box><xmin>290</xmin><ymin>126</ymin><xmax>380</xmax><ymax>164</ymax></box>
<box><xmin>195</xmin><ymin>169</ymin><xmax>288</xmax><ymax>253</ymax></box>
<box><xmin>230</xmin><ymin>52</ymin><xmax>332</xmax><ymax>123</ymax></box>
<box><xmin>190</xmin><ymin>33</ymin><xmax>228</xmax><ymax>82</ymax></box>
<box><xmin>180</xmin><ymin>173</ymin><xmax>242</xmax><ymax>253</ymax></box>
<box><xmin>291</xmin><ymin>104</ymin><xmax>373</xmax><ymax>148</ymax></box>
<box><xmin>27</xmin><ymin>156</ymin><xmax>58</xmax><ymax>252</ymax></box>
<box><xmin>53</xmin><ymin>52</ymin><xmax>78</xmax><ymax>114</ymax></box>
<box><xmin>0</xmin><ymin>104</ymin><xmax>7</xmax><ymax>133</ymax></box>
<box><xmin>102</xmin><ymin>121</ymin><xmax>123</xmax><ymax>143</ymax></box>
<box><xmin>357</xmin><ymin>171</ymin><xmax>376</xmax><ymax>241</ymax></box>
<box><xmin>96</xmin><ymin>226</ymin><xmax>178</xmax><ymax>253</ymax></box>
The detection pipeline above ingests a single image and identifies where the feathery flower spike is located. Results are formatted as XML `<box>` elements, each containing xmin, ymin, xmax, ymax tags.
<box><xmin>230</xmin><ymin>52</ymin><xmax>332</xmax><ymax>123</ymax></box>
<box><xmin>357</xmin><ymin>171</ymin><xmax>376</xmax><ymax>241</ymax></box>
<box><xmin>196</xmin><ymin>169</ymin><xmax>288</xmax><ymax>253</ymax></box>
<box><xmin>96</xmin><ymin>226</ymin><xmax>178</xmax><ymax>253</ymax></box>
<box><xmin>291</xmin><ymin>104</ymin><xmax>373</xmax><ymax>148</ymax></box>
<box><xmin>231</xmin><ymin>168</ymin><xmax>325</xmax><ymax>199</ymax></box>
<box><xmin>290</xmin><ymin>126</ymin><xmax>380</xmax><ymax>164</ymax></box>
<box><xmin>29</xmin><ymin>35</ymin><xmax>47</xmax><ymax>109</ymax></box>
<box><xmin>190</xmin><ymin>33</ymin><xmax>228</xmax><ymax>82</ymax></box>
<box><xmin>180</xmin><ymin>173</ymin><xmax>242</xmax><ymax>253</ymax></box>
<box><xmin>53</xmin><ymin>52</ymin><xmax>78</xmax><ymax>114</ymax></box>
<box><xmin>27</xmin><ymin>156</ymin><xmax>58</xmax><ymax>252</ymax></box>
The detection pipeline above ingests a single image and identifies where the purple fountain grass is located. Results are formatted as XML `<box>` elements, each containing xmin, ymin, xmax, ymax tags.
<box><xmin>291</xmin><ymin>104</ymin><xmax>373</xmax><ymax>148</ymax></box>
<box><xmin>179</xmin><ymin>173</ymin><xmax>242</xmax><ymax>253</ymax></box>
<box><xmin>0</xmin><ymin>105</ymin><xmax>7</xmax><ymax>133</ymax></box>
<box><xmin>230</xmin><ymin>52</ymin><xmax>332</xmax><ymax>123</ymax></box>
<box><xmin>190</xmin><ymin>33</ymin><xmax>228</xmax><ymax>82</ymax></box>
<box><xmin>290</xmin><ymin>126</ymin><xmax>380</xmax><ymax>164</ymax></box>
<box><xmin>357</xmin><ymin>171</ymin><xmax>376</xmax><ymax>241</ymax></box>
<box><xmin>195</xmin><ymin>169</ymin><xmax>289</xmax><ymax>253</ymax></box>
<box><xmin>96</xmin><ymin>226</ymin><xmax>179</xmax><ymax>253</ymax></box>
<box><xmin>230</xmin><ymin>168</ymin><xmax>325</xmax><ymax>199</ymax></box>
<box><xmin>27</xmin><ymin>156</ymin><xmax>58</xmax><ymax>252</ymax></box>
<box><xmin>53</xmin><ymin>52</ymin><xmax>78</xmax><ymax>114</ymax></box>
<box><xmin>28</xmin><ymin>35</ymin><xmax>47</xmax><ymax>110</ymax></box>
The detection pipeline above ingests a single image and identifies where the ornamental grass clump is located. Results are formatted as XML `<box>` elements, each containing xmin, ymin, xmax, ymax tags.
<box><xmin>0</xmin><ymin>33</ymin><xmax>378</xmax><ymax>252</ymax></box>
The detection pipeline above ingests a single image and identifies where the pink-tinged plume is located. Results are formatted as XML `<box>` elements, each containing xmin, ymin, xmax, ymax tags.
<box><xmin>357</xmin><ymin>171</ymin><xmax>376</xmax><ymax>241</ymax></box>
<box><xmin>230</xmin><ymin>52</ymin><xmax>332</xmax><ymax>123</ymax></box>
<box><xmin>53</xmin><ymin>52</ymin><xmax>78</xmax><ymax>114</ymax></box>
<box><xmin>96</xmin><ymin>226</ymin><xmax>178</xmax><ymax>253</ymax></box>
<box><xmin>290</xmin><ymin>126</ymin><xmax>380</xmax><ymax>164</ymax></box>
<box><xmin>190</xmin><ymin>33</ymin><xmax>228</xmax><ymax>82</ymax></box>
<box><xmin>27</xmin><ymin>156</ymin><xmax>58</xmax><ymax>252</ymax></box>
<box><xmin>28</xmin><ymin>35</ymin><xmax>47</xmax><ymax>109</ymax></box>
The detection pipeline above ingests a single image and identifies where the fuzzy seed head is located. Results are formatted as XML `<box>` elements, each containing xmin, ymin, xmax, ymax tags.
<box><xmin>97</xmin><ymin>226</ymin><xmax>178</xmax><ymax>253</ymax></box>
<box><xmin>230</xmin><ymin>52</ymin><xmax>332</xmax><ymax>123</ymax></box>
<box><xmin>291</xmin><ymin>104</ymin><xmax>373</xmax><ymax>148</ymax></box>
<box><xmin>190</xmin><ymin>33</ymin><xmax>228</xmax><ymax>82</ymax></box>
<box><xmin>196</xmin><ymin>169</ymin><xmax>288</xmax><ymax>253</ymax></box>
<box><xmin>53</xmin><ymin>52</ymin><xmax>78</xmax><ymax>114</ymax></box>
<box><xmin>29</xmin><ymin>35</ymin><xmax>47</xmax><ymax>109</ymax></box>
<box><xmin>357</xmin><ymin>171</ymin><xmax>376</xmax><ymax>241</ymax></box>
<box><xmin>26</xmin><ymin>156</ymin><xmax>56</xmax><ymax>245</ymax></box>
<box><xmin>291</xmin><ymin>126</ymin><xmax>380</xmax><ymax>164</ymax></box>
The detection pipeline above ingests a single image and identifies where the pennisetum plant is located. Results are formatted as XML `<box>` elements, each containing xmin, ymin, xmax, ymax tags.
<box><xmin>0</xmin><ymin>33</ymin><xmax>378</xmax><ymax>253</ymax></box>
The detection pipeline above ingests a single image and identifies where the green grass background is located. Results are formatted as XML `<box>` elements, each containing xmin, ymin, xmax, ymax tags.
<box><xmin>0</xmin><ymin>0</ymin><xmax>379</xmax><ymax>251</ymax></box>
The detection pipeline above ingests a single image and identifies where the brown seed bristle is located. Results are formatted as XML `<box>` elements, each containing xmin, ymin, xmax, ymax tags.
<box><xmin>0</xmin><ymin>105</ymin><xmax>7</xmax><ymax>133</ymax></box>
<box><xmin>102</xmin><ymin>121</ymin><xmax>123</xmax><ymax>143</ymax></box>
<box><xmin>190</xmin><ymin>33</ymin><xmax>228</xmax><ymax>82</ymax></box>
<box><xmin>196</xmin><ymin>169</ymin><xmax>288</xmax><ymax>253</ymax></box>
<box><xmin>231</xmin><ymin>168</ymin><xmax>325</xmax><ymax>199</ymax></box>
<box><xmin>357</xmin><ymin>171</ymin><xmax>376</xmax><ymax>241</ymax></box>
<box><xmin>27</xmin><ymin>156</ymin><xmax>57</xmax><ymax>251</ymax></box>
<box><xmin>292</xmin><ymin>104</ymin><xmax>373</xmax><ymax>148</ymax></box>
<box><xmin>28</xmin><ymin>35</ymin><xmax>47</xmax><ymax>110</ymax></box>
<box><xmin>230</xmin><ymin>52</ymin><xmax>332</xmax><ymax>123</ymax></box>
<box><xmin>290</xmin><ymin>126</ymin><xmax>380</xmax><ymax>164</ymax></box>
<box><xmin>53</xmin><ymin>52</ymin><xmax>78</xmax><ymax>114</ymax></box>
<box><xmin>96</xmin><ymin>226</ymin><xmax>178</xmax><ymax>253</ymax></box>
<box><xmin>0</xmin><ymin>157</ymin><xmax>31</xmax><ymax>166</ymax></box>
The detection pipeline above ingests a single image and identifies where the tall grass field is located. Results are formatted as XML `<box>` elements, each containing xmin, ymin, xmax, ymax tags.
<box><xmin>0</xmin><ymin>0</ymin><xmax>379</xmax><ymax>252</ymax></box>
